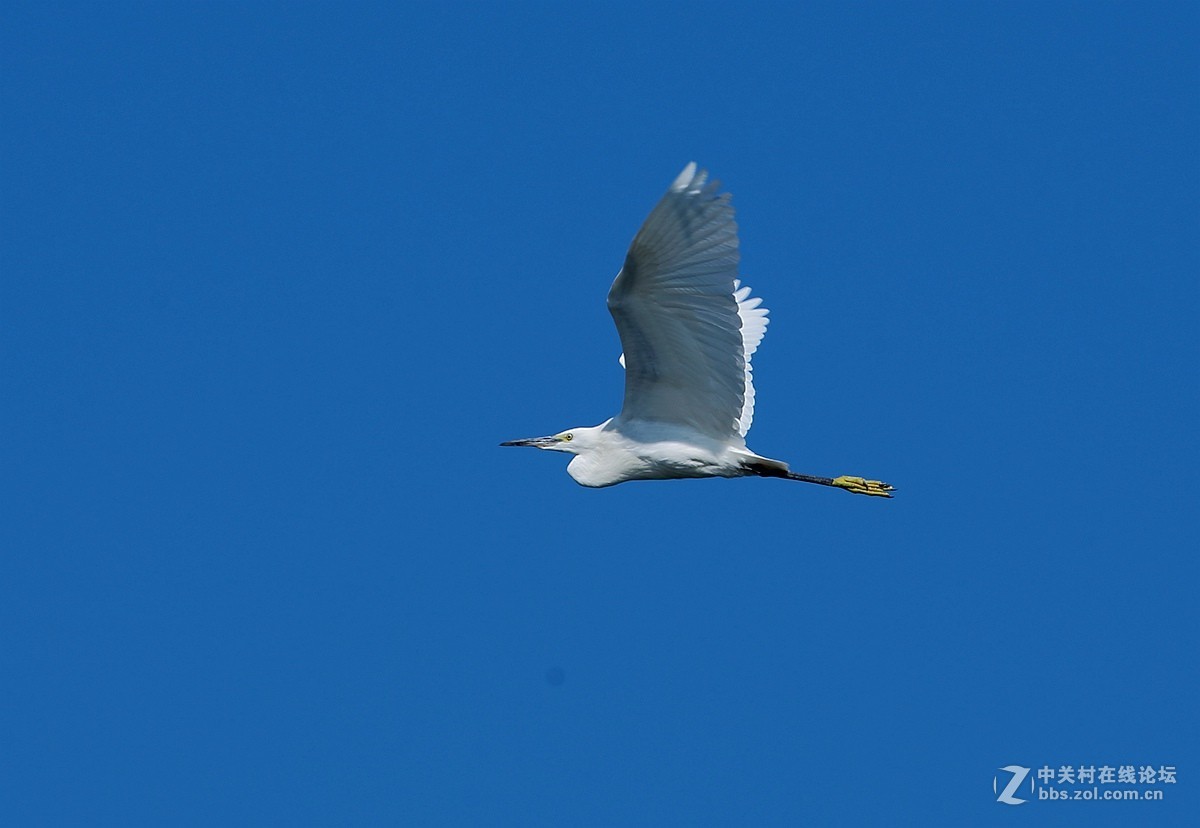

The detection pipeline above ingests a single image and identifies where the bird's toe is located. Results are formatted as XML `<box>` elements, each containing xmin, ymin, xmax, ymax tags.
<box><xmin>832</xmin><ymin>475</ymin><xmax>895</xmax><ymax>498</ymax></box>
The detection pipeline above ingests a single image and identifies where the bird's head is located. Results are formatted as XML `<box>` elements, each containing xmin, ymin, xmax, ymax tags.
<box><xmin>500</xmin><ymin>424</ymin><xmax>603</xmax><ymax>455</ymax></box>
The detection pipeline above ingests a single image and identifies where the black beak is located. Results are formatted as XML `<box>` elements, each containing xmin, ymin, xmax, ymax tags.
<box><xmin>500</xmin><ymin>436</ymin><xmax>557</xmax><ymax>448</ymax></box>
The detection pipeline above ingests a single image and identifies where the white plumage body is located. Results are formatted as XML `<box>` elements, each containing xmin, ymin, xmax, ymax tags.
<box><xmin>564</xmin><ymin>419</ymin><xmax>768</xmax><ymax>488</ymax></box>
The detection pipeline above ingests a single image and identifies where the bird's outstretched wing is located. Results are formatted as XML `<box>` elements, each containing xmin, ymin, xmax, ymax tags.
<box><xmin>609</xmin><ymin>163</ymin><xmax>769</xmax><ymax>440</ymax></box>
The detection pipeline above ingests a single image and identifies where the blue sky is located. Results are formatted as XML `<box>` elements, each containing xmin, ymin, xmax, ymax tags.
<box><xmin>2</xmin><ymin>2</ymin><xmax>1197</xmax><ymax>824</ymax></box>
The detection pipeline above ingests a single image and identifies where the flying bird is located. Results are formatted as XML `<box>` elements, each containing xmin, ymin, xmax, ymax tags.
<box><xmin>502</xmin><ymin>163</ymin><xmax>894</xmax><ymax>497</ymax></box>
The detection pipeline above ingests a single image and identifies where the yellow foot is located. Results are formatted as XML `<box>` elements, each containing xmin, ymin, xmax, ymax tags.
<box><xmin>832</xmin><ymin>475</ymin><xmax>895</xmax><ymax>498</ymax></box>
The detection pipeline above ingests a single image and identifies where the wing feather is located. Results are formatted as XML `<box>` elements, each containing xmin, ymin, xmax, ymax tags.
<box><xmin>608</xmin><ymin>164</ymin><xmax>769</xmax><ymax>440</ymax></box>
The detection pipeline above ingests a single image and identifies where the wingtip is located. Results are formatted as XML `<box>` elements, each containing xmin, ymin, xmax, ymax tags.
<box><xmin>671</xmin><ymin>162</ymin><xmax>698</xmax><ymax>191</ymax></box>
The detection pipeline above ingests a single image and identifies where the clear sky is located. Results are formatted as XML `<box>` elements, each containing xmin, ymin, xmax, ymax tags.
<box><xmin>2</xmin><ymin>2</ymin><xmax>1197</xmax><ymax>825</ymax></box>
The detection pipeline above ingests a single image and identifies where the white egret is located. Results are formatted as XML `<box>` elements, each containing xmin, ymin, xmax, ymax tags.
<box><xmin>502</xmin><ymin>163</ymin><xmax>893</xmax><ymax>497</ymax></box>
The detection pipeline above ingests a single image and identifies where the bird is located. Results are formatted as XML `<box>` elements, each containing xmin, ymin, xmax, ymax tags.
<box><xmin>501</xmin><ymin>163</ymin><xmax>894</xmax><ymax>497</ymax></box>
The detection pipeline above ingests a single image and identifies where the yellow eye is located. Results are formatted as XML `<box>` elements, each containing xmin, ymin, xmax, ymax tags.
<box><xmin>563</xmin><ymin>433</ymin><xmax>573</xmax><ymax>441</ymax></box>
